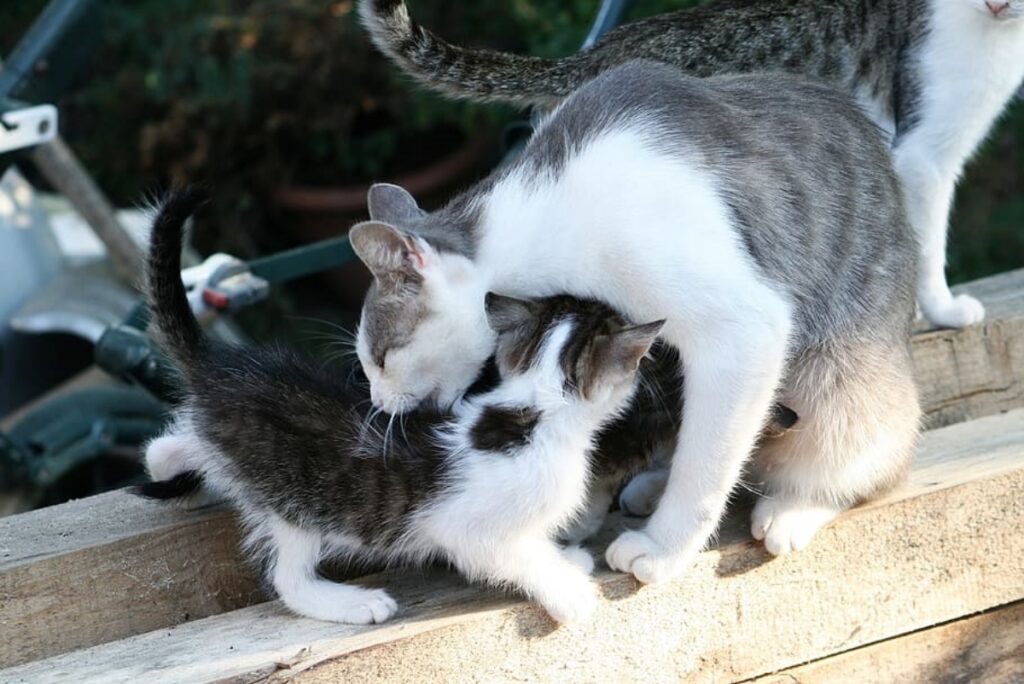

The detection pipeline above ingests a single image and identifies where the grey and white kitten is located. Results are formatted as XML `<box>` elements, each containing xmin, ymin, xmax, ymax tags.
<box><xmin>360</xmin><ymin>0</ymin><xmax>1024</xmax><ymax>329</ymax></box>
<box><xmin>348</xmin><ymin>62</ymin><xmax>922</xmax><ymax>584</ymax></box>
<box><xmin>139</xmin><ymin>191</ymin><xmax>668</xmax><ymax>624</ymax></box>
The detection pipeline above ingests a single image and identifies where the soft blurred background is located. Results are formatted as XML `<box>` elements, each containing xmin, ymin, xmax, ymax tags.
<box><xmin>1</xmin><ymin>0</ymin><xmax>1022</xmax><ymax>513</ymax></box>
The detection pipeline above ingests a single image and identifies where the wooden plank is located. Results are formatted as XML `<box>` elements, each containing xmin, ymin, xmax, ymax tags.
<box><xmin>914</xmin><ymin>268</ymin><xmax>1024</xmax><ymax>429</ymax></box>
<box><xmin>5</xmin><ymin>408</ymin><xmax>1023</xmax><ymax>684</ymax></box>
<box><xmin>0</xmin><ymin>269</ymin><xmax>1020</xmax><ymax>669</ymax></box>
<box><xmin>0</xmin><ymin>492</ymin><xmax>264</xmax><ymax>669</ymax></box>
<box><xmin>751</xmin><ymin>601</ymin><xmax>1024</xmax><ymax>684</ymax></box>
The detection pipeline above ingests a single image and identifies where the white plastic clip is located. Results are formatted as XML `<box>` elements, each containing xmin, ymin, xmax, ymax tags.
<box><xmin>0</xmin><ymin>104</ymin><xmax>58</xmax><ymax>154</ymax></box>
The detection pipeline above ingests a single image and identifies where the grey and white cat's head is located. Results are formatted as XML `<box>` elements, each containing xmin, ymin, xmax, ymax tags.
<box><xmin>352</xmin><ymin>184</ymin><xmax>493</xmax><ymax>413</ymax></box>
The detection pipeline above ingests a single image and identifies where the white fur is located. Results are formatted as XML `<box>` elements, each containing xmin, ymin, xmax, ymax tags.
<box><xmin>358</xmin><ymin>248</ymin><xmax>494</xmax><ymax>414</ymax></box>
<box><xmin>146</xmin><ymin>320</ymin><xmax>642</xmax><ymax>624</ymax></box>
<box><xmin>891</xmin><ymin>0</ymin><xmax>1024</xmax><ymax>327</ymax></box>
<box><xmin>362</xmin><ymin>126</ymin><xmax>793</xmax><ymax>583</ymax></box>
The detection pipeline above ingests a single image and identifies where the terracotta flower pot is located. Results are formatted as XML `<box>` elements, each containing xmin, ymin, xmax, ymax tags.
<box><xmin>272</xmin><ymin>134</ymin><xmax>497</xmax><ymax>310</ymax></box>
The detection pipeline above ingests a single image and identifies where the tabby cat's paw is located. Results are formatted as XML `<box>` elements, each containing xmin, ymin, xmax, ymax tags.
<box><xmin>561</xmin><ymin>545</ymin><xmax>595</xmax><ymax>574</ymax></box>
<box><xmin>542</xmin><ymin>578</ymin><xmax>598</xmax><ymax>624</ymax></box>
<box><xmin>330</xmin><ymin>588</ymin><xmax>398</xmax><ymax>624</ymax></box>
<box><xmin>605</xmin><ymin>528</ymin><xmax>682</xmax><ymax>584</ymax></box>
<box><xmin>922</xmin><ymin>293</ymin><xmax>985</xmax><ymax>329</ymax></box>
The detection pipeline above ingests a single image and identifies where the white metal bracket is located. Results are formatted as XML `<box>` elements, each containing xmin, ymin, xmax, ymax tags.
<box><xmin>0</xmin><ymin>104</ymin><xmax>58</xmax><ymax>154</ymax></box>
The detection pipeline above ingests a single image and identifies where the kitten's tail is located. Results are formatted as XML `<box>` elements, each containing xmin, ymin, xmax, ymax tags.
<box><xmin>358</xmin><ymin>0</ymin><xmax>597</xmax><ymax>107</ymax></box>
<box><xmin>146</xmin><ymin>189</ymin><xmax>209</xmax><ymax>369</ymax></box>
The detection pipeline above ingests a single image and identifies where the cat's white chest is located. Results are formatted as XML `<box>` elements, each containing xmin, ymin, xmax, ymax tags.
<box><xmin>912</xmin><ymin>4</ymin><xmax>1024</xmax><ymax>166</ymax></box>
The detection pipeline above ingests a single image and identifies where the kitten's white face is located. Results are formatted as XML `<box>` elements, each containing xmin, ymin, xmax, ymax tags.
<box><xmin>967</xmin><ymin>0</ymin><xmax>1024</xmax><ymax>20</ymax></box>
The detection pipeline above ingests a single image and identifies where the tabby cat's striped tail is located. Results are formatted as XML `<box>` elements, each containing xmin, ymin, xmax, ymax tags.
<box><xmin>358</xmin><ymin>0</ymin><xmax>597</xmax><ymax>108</ymax></box>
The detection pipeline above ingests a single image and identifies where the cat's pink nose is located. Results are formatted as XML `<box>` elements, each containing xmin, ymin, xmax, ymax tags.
<box><xmin>986</xmin><ymin>0</ymin><xmax>1010</xmax><ymax>16</ymax></box>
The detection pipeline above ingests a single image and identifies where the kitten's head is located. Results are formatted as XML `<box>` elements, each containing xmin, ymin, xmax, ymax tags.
<box><xmin>351</xmin><ymin>184</ymin><xmax>491</xmax><ymax>414</ymax></box>
<box><xmin>967</xmin><ymin>0</ymin><xmax>1024</xmax><ymax>20</ymax></box>
<box><xmin>481</xmin><ymin>294</ymin><xmax>664</xmax><ymax>421</ymax></box>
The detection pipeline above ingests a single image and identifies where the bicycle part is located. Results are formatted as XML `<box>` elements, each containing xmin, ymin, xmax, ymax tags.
<box><xmin>94</xmin><ymin>325</ymin><xmax>182</xmax><ymax>404</ymax></box>
<box><xmin>202</xmin><ymin>259</ymin><xmax>270</xmax><ymax>311</ymax></box>
<box><xmin>4</xmin><ymin>385</ymin><xmax>166</xmax><ymax>488</ymax></box>
<box><xmin>0</xmin><ymin>103</ymin><xmax>57</xmax><ymax>154</ymax></box>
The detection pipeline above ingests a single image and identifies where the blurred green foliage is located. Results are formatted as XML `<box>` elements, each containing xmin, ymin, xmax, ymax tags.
<box><xmin>2</xmin><ymin>0</ymin><xmax>1021</xmax><ymax>282</ymax></box>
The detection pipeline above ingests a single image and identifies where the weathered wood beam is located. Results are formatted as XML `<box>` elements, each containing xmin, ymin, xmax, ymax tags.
<box><xmin>4</xmin><ymin>408</ymin><xmax>1022</xmax><ymax>683</ymax></box>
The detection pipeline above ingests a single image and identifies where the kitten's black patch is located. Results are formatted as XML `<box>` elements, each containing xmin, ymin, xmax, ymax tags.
<box><xmin>132</xmin><ymin>471</ymin><xmax>204</xmax><ymax>500</ymax></box>
<box><xmin>470</xmin><ymin>405</ymin><xmax>542</xmax><ymax>453</ymax></box>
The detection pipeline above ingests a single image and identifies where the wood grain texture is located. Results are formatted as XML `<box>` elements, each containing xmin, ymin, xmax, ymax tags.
<box><xmin>914</xmin><ymin>268</ymin><xmax>1024</xmax><ymax>429</ymax></box>
<box><xmin>0</xmin><ymin>492</ymin><xmax>264</xmax><ymax>668</ymax></box>
<box><xmin>4</xmin><ymin>409</ymin><xmax>1023</xmax><ymax>684</ymax></box>
<box><xmin>0</xmin><ymin>268</ymin><xmax>1020</xmax><ymax>673</ymax></box>
<box><xmin>752</xmin><ymin>601</ymin><xmax>1024</xmax><ymax>684</ymax></box>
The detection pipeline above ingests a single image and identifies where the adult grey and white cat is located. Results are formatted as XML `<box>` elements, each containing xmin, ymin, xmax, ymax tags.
<box><xmin>139</xmin><ymin>190</ymin><xmax>668</xmax><ymax>624</ymax></box>
<box><xmin>348</xmin><ymin>61</ymin><xmax>922</xmax><ymax>583</ymax></box>
<box><xmin>360</xmin><ymin>0</ymin><xmax>1024</xmax><ymax>329</ymax></box>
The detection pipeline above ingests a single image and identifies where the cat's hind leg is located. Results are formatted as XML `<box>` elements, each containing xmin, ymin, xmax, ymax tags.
<box><xmin>267</xmin><ymin>516</ymin><xmax>397</xmax><ymax>624</ymax></box>
<box><xmin>748</xmin><ymin>340</ymin><xmax>920</xmax><ymax>555</ymax></box>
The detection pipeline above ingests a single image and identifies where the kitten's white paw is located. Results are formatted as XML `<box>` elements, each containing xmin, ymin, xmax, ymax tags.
<box><xmin>922</xmin><ymin>293</ymin><xmax>985</xmax><ymax>329</ymax></box>
<box><xmin>561</xmin><ymin>545</ymin><xmax>595</xmax><ymax>574</ymax></box>
<box><xmin>144</xmin><ymin>434</ymin><xmax>193</xmax><ymax>481</ymax></box>
<box><xmin>618</xmin><ymin>469</ymin><xmax>668</xmax><ymax>517</ymax></box>
<box><xmin>751</xmin><ymin>497</ymin><xmax>840</xmax><ymax>556</ymax></box>
<box><xmin>326</xmin><ymin>588</ymin><xmax>398</xmax><ymax>624</ymax></box>
<box><xmin>605</xmin><ymin>529</ymin><xmax>683</xmax><ymax>584</ymax></box>
<box><xmin>541</xmin><ymin>578</ymin><xmax>598</xmax><ymax>624</ymax></box>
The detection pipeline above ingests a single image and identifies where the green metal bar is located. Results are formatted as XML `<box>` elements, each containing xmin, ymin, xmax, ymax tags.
<box><xmin>249</xmin><ymin>234</ymin><xmax>356</xmax><ymax>284</ymax></box>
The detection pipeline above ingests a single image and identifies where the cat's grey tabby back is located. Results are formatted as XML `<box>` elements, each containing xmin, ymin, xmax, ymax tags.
<box><xmin>348</xmin><ymin>61</ymin><xmax>922</xmax><ymax>582</ymax></box>
<box><xmin>139</xmin><ymin>190</ymin><xmax>674</xmax><ymax>624</ymax></box>
<box><xmin>360</xmin><ymin>0</ymin><xmax>1024</xmax><ymax>329</ymax></box>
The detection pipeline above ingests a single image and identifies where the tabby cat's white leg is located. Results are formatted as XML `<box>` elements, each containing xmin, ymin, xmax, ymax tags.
<box><xmin>268</xmin><ymin>517</ymin><xmax>397</xmax><ymax>624</ymax></box>
<box><xmin>894</xmin><ymin>143</ymin><xmax>984</xmax><ymax>328</ymax></box>
<box><xmin>606</xmin><ymin>307</ymin><xmax>791</xmax><ymax>584</ymax></box>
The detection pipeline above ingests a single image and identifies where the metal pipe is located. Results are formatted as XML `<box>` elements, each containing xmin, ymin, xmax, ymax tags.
<box><xmin>0</xmin><ymin>0</ymin><xmax>94</xmax><ymax>101</ymax></box>
<box><xmin>581</xmin><ymin>0</ymin><xmax>634</xmax><ymax>50</ymax></box>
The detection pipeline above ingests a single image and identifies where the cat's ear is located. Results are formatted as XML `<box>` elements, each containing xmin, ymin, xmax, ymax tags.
<box><xmin>367</xmin><ymin>184</ymin><xmax>424</xmax><ymax>225</ymax></box>
<box><xmin>590</xmin><ymin>319</ymin><xmax>665</xmax><ymax>382</ymax></box>
<box><xmin>349</xmin><ymin>221</ymin><xmax>428</xmax><ymax>279</ymax></box>
<box><xmin>484</xmin><ymin>293</ymin><xmax>540</xmax><ymax>333</ymax></box>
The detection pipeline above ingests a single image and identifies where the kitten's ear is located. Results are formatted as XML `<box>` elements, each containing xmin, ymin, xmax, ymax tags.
<box><xmin>594</xmin><ymin>319</ymin><xmax>665</xmax><ymax>377</ymax></box>
<box><xmin>367</xmin><ymin>184</ymin><xmax>424</xmax><ymax>225</ymax></box>
<box><xmin>349</xmin><ymin>221</ymin><xmax>428</xmax><ymax>279</ymax></box>
<box><xmin>485</xmin><ymin>293</ymin><xmax>540</xmax><ymax>333</ymax></box>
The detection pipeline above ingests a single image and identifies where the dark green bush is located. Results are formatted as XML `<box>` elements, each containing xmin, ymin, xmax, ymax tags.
<box><xmin>2</xmin><ymin>0</ymin><xmax>1020</xmax><ymax>282</ymax></box>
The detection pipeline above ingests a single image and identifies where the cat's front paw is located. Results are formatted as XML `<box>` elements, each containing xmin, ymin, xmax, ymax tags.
<box><xmin>561</xmin><ymin>545</ymin><xmax>595</xmax><ymax>574</ymax></box>
<box><xmin>541</xmin><ymin>578</ymin><xmax>598</xmax><ymax>624</ymax></box>
<box><xmin>329</xmin><ymin>588</ymin><xmax>398</xmax><ymax>624</ymax></box>
<box><xmin>605</xmin><ymin>528</ymin><xmax>683</xmax><ymax>584</ymax></box>
<box><xmin>922</xmin><ymin>293</ymin><xmax>985</xmax><ymax>329</ymax></box>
